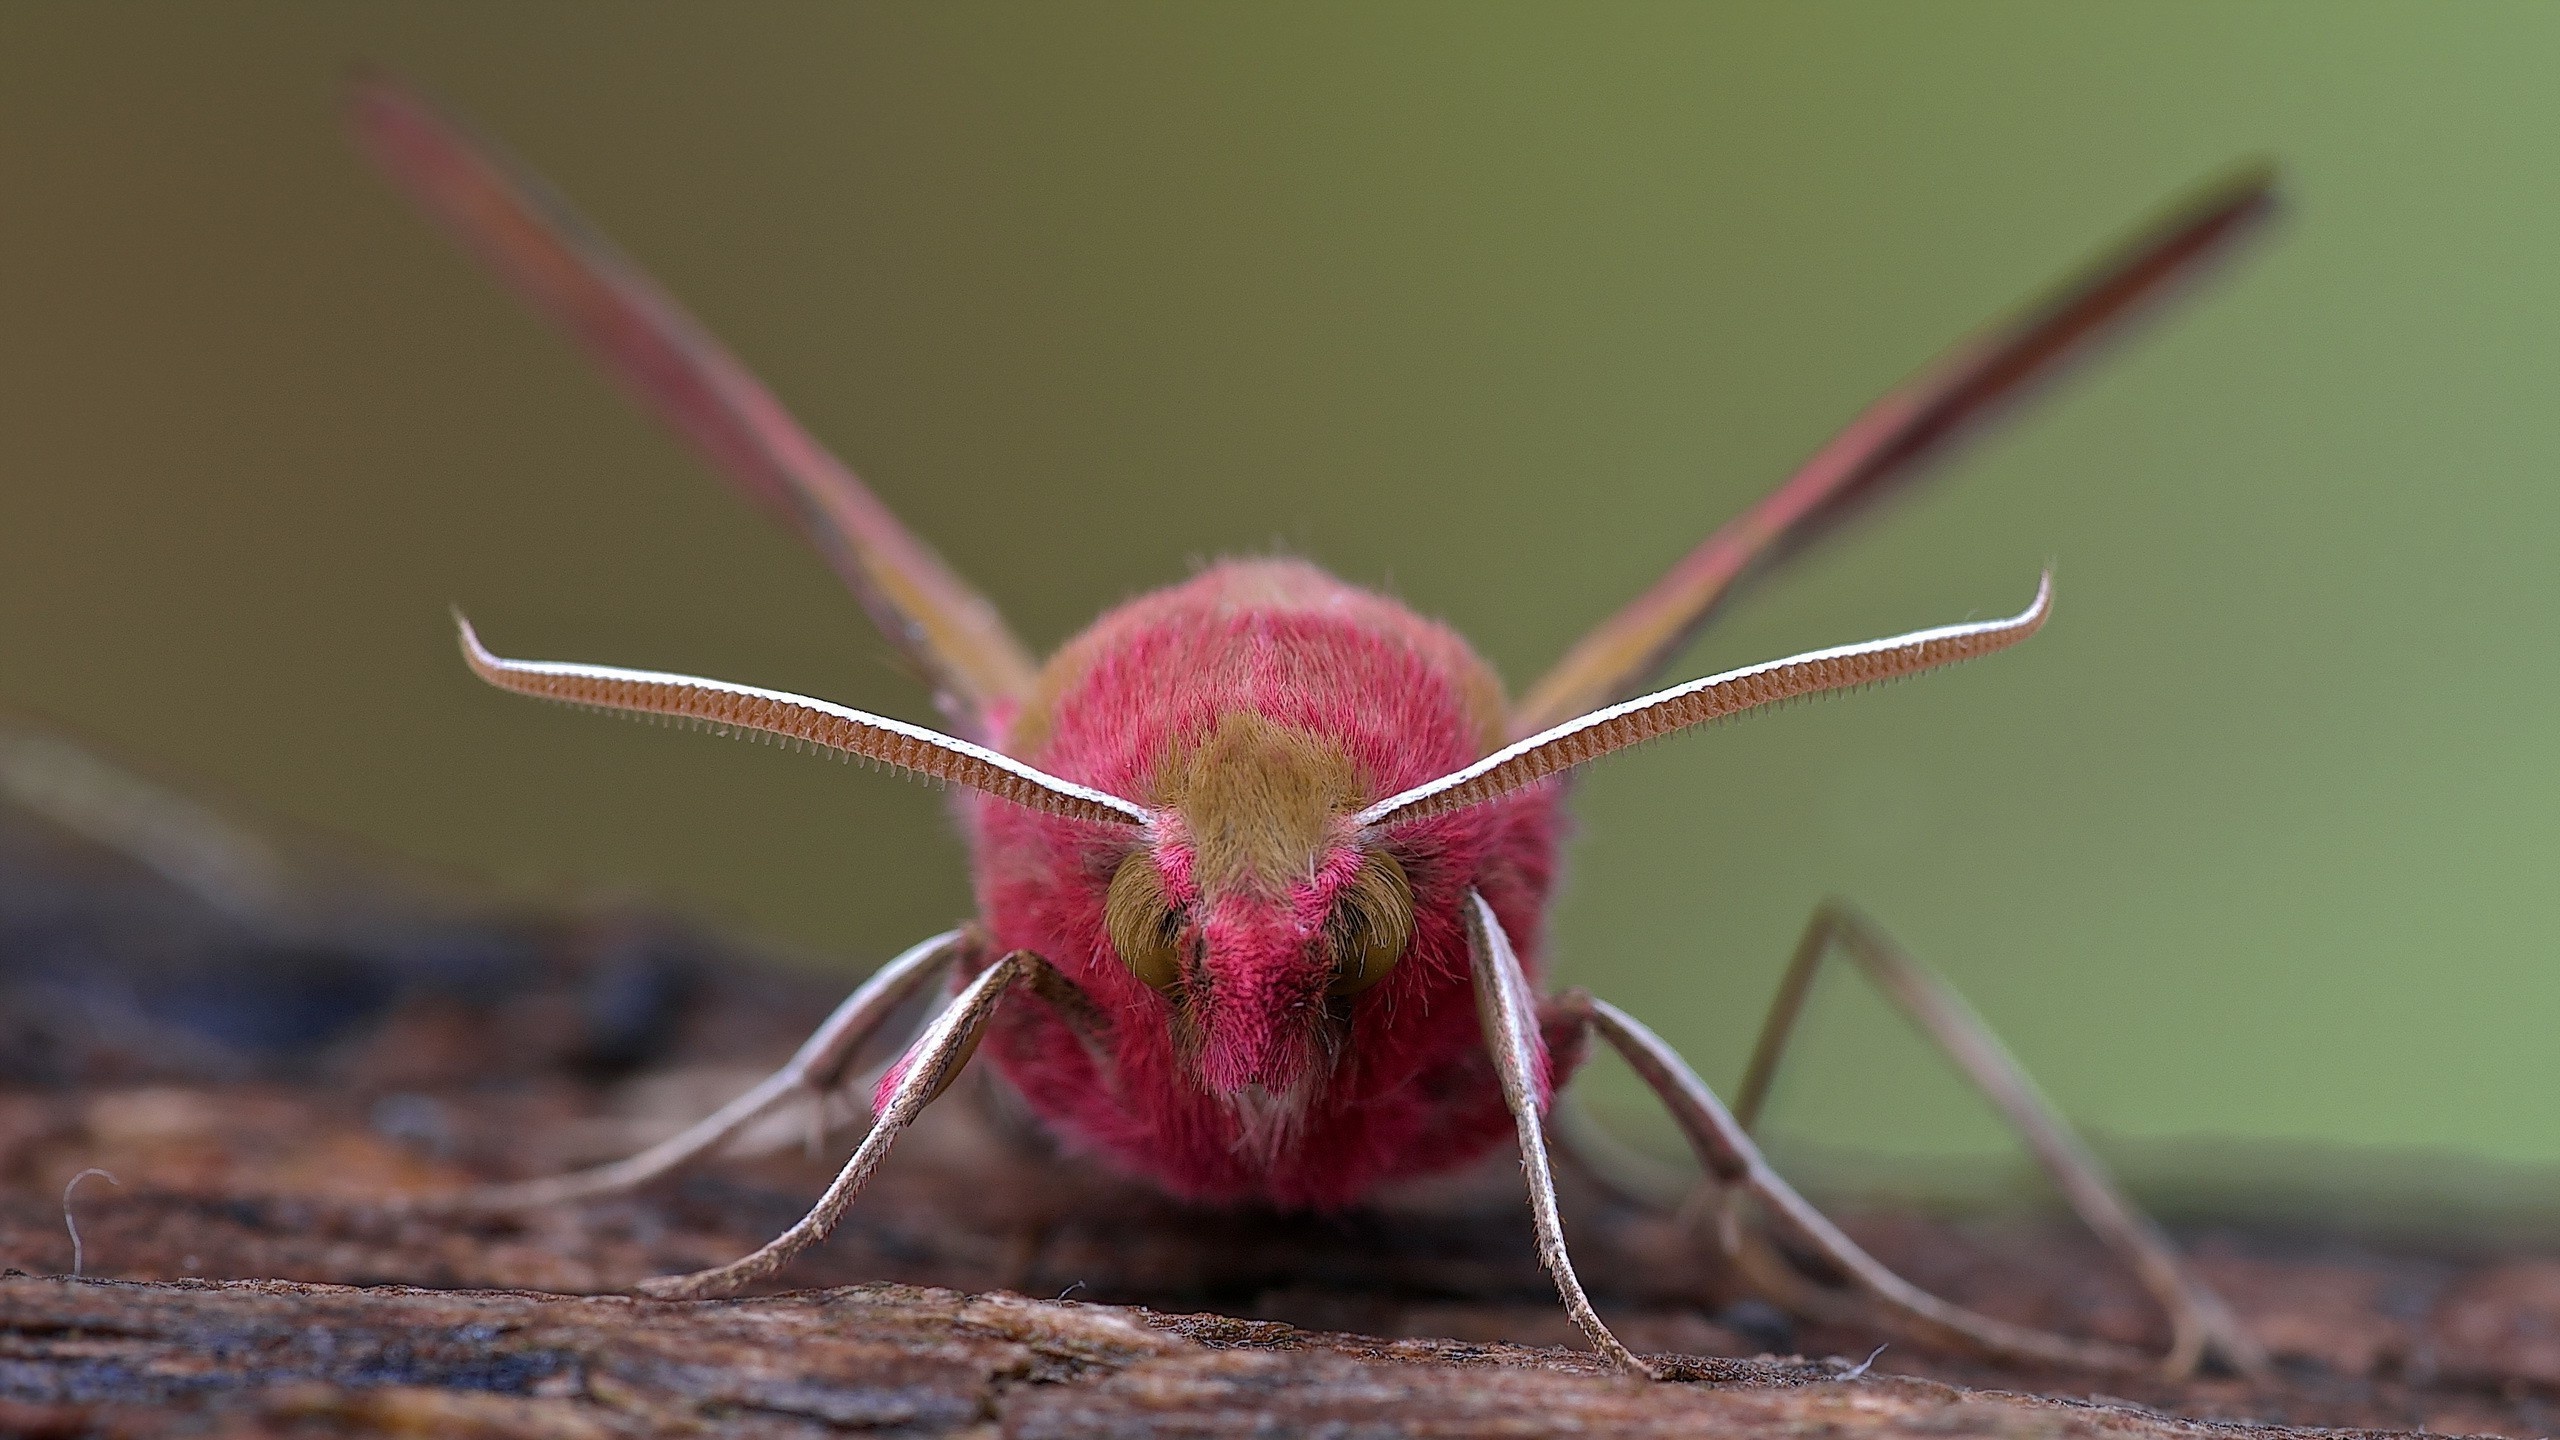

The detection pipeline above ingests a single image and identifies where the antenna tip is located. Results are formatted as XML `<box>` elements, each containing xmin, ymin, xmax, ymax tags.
<box><xmin>451</xmin><ymin>608</ymin><xmax>493</xmax><ymax>665</ymax></box>
<box><xmin>2017</xmin><ymin>568</ymin><xmax>2057</xmax><ymax>634</ymax></box>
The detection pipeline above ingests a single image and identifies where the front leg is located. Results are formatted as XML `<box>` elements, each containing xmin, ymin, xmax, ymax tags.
<box><xmin>638</xmin><ymin>947</ymin><xmax>1041</xmax><ymax>1299</ymax></box>
<box><xmin>1463</xmin><ymin>891</ymin><xmax>1653</xmax><ymax>1377</ymax></box>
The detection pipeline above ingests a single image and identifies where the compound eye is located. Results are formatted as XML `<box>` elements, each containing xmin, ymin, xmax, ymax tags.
<box><xmin>1105</xmin><ymin>852</ymin><xmax>1186</xmax><ymax>993</ymax></box>
<box><xmin>1328</xmin><ymin>852</ymin><xmax>1414</xmax><ymax>997</ymax></box>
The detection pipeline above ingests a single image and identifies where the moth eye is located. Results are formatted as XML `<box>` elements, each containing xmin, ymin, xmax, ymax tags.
<box><xmin>1328</xmin><ymin>851</ymin><xmax>1414</xmax><ymax>998</ymax></box>
<box><xmin>1105</xmin><ymin>852</ymin><xmax>1185</xmax><ymax>993</ymax></box>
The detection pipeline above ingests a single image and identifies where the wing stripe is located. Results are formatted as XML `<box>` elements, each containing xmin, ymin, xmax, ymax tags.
<box><xmin>351</xmin><ymin>74</ymin><xmax>1040</xmax><ymax>734</ymax></box>
<box><xmin>1509</xmin><ymin>166</ymin><xmax>2273</xmax><ymax>738</ymax></box>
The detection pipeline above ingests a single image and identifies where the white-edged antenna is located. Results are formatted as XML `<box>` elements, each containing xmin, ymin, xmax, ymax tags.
<box><xmin>1359</xmin><ymin>572</ymin><xmax>2053</xmax><ymax>828</ymax></box>
<box><xmin>456</xmin><ymin>615</ymin><xmax>1149</xmax><ymax>828</ymax></box>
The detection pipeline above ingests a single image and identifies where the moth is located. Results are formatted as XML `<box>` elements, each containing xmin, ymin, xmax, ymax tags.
<box><xmin>353</xmin><ymin>77</ymin><xmax>2274</xmax><ymax>1379</ymax></box>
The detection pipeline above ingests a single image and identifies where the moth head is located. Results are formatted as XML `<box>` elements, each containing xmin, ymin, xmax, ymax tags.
<box><xmin>1103</xmin><ymin>711</ymin><xmax>1417</xmax><ymax>1097</ymax></box>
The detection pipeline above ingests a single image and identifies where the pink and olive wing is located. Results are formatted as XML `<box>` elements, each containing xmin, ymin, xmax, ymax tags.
<box><xmin>1508</xmin><ymin>165</ymin><xmax>2276</xmax><ymax>739</ymax></box>
<box><xmin>348</xmin><ymin>74</ymin><xmax>1039</xmax><ymax>736</ymax></box>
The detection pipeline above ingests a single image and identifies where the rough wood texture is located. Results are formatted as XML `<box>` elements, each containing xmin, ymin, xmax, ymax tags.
<box><xmin>5</xmin><ymin>736</ymin><xmax>2559</xmax><ymax>1436</ymax></box>
<box><xmin>0</xmin><ymin>1273</ymin><xmax>2443</xmax><ymax>1440</ymax></box>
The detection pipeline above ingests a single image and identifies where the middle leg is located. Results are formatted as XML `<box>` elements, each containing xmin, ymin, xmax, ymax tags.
<box><xmin>423</xmin><ymin>927</ymin><xmax>971</xmax><ymax>1214</ymax></box>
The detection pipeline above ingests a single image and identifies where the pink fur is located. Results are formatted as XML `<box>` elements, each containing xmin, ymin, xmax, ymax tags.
<box><xmin>959</xmin><ymin>558</ymin><xmax>1571</xmax><ymax>1209</ymax></box>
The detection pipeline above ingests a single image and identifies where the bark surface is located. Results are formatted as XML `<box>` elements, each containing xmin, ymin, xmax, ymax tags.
<box><xmin>3</xmin><ymin>750</ymin><xmax>2556</xmax><ymax>1437</ymax></box>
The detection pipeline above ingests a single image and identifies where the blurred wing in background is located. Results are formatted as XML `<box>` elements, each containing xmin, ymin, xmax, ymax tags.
<box><xmin>1509</xmin><ymin>165</ymin><xmax>2278</xmax><ymax>739</ymax></box>
<box><xmin>347</xmin><ymin>73</ymin><xmax>1039</xmax><ymax>740</ymax></box>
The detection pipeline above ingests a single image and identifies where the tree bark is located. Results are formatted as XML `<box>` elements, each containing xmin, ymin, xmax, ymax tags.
<box><xmin>4</xmin><ymin>741</ymin><xmax>2557</xmax><ymax>1437</ymax></box>
<box><xmin>0</xmin><ymin>1271</ymin><xmax>2470</xmax><ymax>1440</ymax></box>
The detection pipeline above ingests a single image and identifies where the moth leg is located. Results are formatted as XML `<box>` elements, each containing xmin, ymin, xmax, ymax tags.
<box><xmin>1463</xmin><ymin>891</ymin><xmax>1654</xmax><ymax>1377</ymax></box>
<box><xmin>1727</xmin><ymin>901</ymin><xmax>2264</xmax><ymax>1379</ymax></box>
<box><xmin>430</xmin><ymin>928</ymin><xmax>969</xmax><ymax>1214</ymax></box>
<box><xmin>635</xmin><ymin>948</ymin><xmax>1036</xmax><ymax>1300</ymax></box>
<box><xmin>1570</xmin><ymin>988</ymin><xmax>2187</xmax><ymax>1374</ymax></box>
<box><xmin>1548</xmin><ymin>1089</ymin><xmax>1696</xmax><ymax>1212</ymax></box>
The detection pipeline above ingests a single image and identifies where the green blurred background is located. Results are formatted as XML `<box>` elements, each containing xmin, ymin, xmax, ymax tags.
<box><xmin>2</xmin><ymin>6</ymin><xmax>2553</xmax><ymax>1178</ymax></box>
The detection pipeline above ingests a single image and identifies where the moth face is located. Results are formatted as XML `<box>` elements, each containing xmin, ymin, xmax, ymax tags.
<box><xmin>1102</xmin><ymin>711</ymin><xmax>1416</xmax><ymax>1096</ymax></box>
<box><xmin>1105</xmin><ymin>844</ymin><xmax>1414</xmax><ymax>1010</ymax></box>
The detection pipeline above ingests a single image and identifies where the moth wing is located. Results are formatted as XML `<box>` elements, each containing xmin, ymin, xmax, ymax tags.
<box><xmin>1508</xmin><ymin>165</ymin><xmax>2276</xmax><ymax>739</ymax></box>
<box><xmin>348</xmin><ymin>73</ymin><xmax>1039</xmax><ymax>738</ymax></box>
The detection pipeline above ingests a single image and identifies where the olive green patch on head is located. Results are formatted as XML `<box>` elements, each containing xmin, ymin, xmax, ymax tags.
<box><xmin>1156</xmin><ymin>711</ymin><xmax>1365</xmax><ymax>894</ymax></box>
<box><xmin>1327</xmin><ymin>851</ymin><xmax>1414</xmax><ymax>996</ymax></box>
<box><xmin>1105</xmin><ymin>852</ymin><xmax>1185</xmax><ymax>992</ymax></box>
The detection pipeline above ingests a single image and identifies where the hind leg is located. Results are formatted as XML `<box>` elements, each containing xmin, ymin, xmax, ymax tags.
<box><xmin>1720</xmin><ymin>901</ymin><xmax>2261</xmax><ymax>1376</ymax></box>
<box><xmin>1562</xmin><ymin>985</ymin><xmax>2187</xmax><ymax>1372</ymax></box>
<box><xmin>1475</xmin><ymin>891</ymin><xmax>2175</xmax><ymax>1378</ymax></box>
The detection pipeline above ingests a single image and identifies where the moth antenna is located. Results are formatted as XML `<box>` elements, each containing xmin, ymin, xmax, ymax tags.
<box><xmin>1358</xmin><ymin>571</ymin><xmax>2052</xmax><ymax>829</ymax></box>
<box><xmin>455</xmin><ymin>614</ymin><xmax>1149</xmax><ymax>828</ymax></box>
